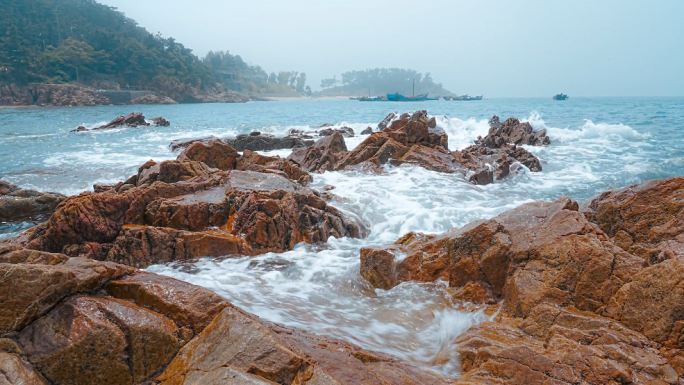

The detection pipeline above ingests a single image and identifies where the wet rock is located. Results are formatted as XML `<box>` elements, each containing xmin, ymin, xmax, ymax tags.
<box><xmin>168</xmin><ymin>136</ymin><xmax>219</xmax><ymax>151</ymax></box>
<box><xmin>177</xmin><ymin>139</ymin><xmax>240</xmax><ymax>171</ymax></box>
<box><xmin>287</xmin><ymin>131</ymin><xmax>348</xmax><ymax>172</ymax></box>
<box><xmin>397</xmin><ymin>145</ymin><xmax>465</xmax><ymax>174</ymax></box>
<box><xmin>13</xmin><ymin>167</ymin><xmax>362</xmax><ymax>266</ymax></box>
<box><xmin>94</xmin><ymin>111</ymin><xmax>149</xmax><ymax>130</ymax></box>
<box><xmin>0</xmin><ymin>351</ymin><xmax>48</xmax><ymax>384</ymax></box>
<box><xmin>0</xmin><ymin>256</ymin><xmax>133</xmax><ymax>334</ymax></box>
<box><xmin>18</xmin><ymin>295</ymin><xmax>178</xmax><ymax>385</ymax></box>
<box><xmin>157</xmin><ymin>306</ymin><xmax>450</xmax><ymax>385</ymax></box>
<box><xmin>320</xmin><ymin>126</ymin><xmax>354</xmax><ymax>137</ymax></box>
<box><xmin>361</xmin><ymin>197</ymin><xmax>645</xmax><ymax>316</ymax></box>
<box><xmin>0</xmin><ymin>181</ymin><xmax>66</xmax><ymax>222</ymax></box>
<box><xmin>150</xmin><ymin>116</ymin><xmax>171</xmax><ymax>126</ymax></box>
<box><xmin>71</xmin><ymin>125</ymin><xmax>88</xmax><ymax>132</ymax></box>
<box><xmin>223</xmin><ymin>132</ymin><xmax>314</xmax><ymax>152</ymax></box>
<box><xmin>141</xmin><ymin>171</ymin><xmax>362</xmax><ymax>255</ymax></box>
<box><xmin>456</xmin><ymin>303</ymin><xmax>678</xmax><ymax>385</ymax></box>
<box><xmin>237</xmin><ymin>150</ymin><xmax>312</xmax><ymax>183</ymax></box>
<box><xmin>581</xmin><ymin>176</ymin><xmax>684</xmax><ymax>261</ymax></box>
<box><xmin>477</xmin><ymin>117</ymin><xmax>551</xmax><ymax>148</ymax></box>
<box><xmin>107</xmin><ymin>271</ymin><xmax>229</xmax><ymax>335</ymax></box>
<box><xmin>377</xmin><ymin>112</ymin><xmax>396</xmax><ymax>130</ymax></box>
<box><xmin>360</xmin><ymin>126</ymin><xmax>373</xmax><ymax>135</ymax></box>
<box><xmin>107</xmin><ymin>225</ymin><xmax>253</xmax><ymax>266</ymax></box>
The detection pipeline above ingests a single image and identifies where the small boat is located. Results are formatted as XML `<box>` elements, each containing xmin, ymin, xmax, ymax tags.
<box><xmin>443</xmin><ymin>96</ymin><xmax>453</xmax><ymax>101</ymax></box>
<box><xmin>553</xmin><ymin>93</ymin><xmax>568</xmax><ymax>100</ymax></box>
<box><xmin>386</xmin><ymin>92</ymin><xmax>428</xmax><ymax>102</ymax></box>
<box><xmin>453</xmin><ymin>94</ymin><xmax>483</xmax><ymax>101</ymax></box>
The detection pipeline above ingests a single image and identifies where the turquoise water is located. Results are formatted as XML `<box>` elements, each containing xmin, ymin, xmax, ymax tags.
<box><xmin>2</xmin><ymin>98</ymin><xmax>683</xmax><ymax>377</ymax></box>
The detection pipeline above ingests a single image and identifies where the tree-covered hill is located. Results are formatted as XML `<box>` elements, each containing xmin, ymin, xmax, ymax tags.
<box><xmin>317</xmin><ymin>68</ymin><xmax>455</xmax><ymax>97</ymax></box>
<box><xmin>0</xmin><ymin>0</ymin><xmax>215</xmax><ymax>88</ymax></box>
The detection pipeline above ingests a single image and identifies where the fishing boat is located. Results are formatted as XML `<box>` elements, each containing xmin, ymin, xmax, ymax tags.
<box><xmin>452</xmin><ymin>94</ymin><xmax>483</xmax><ymax>101</ymax></box>
<box><xmin>553</xmin><ymin>93</ymin><xmax>568</xmax><ymax>100</ymax></box>
<box><xmin>443</xmin><ymin>96</ymin><xmax>453</xmax><ymax>101</ymax></box>
<box><xmin>386</xmin><ymin>92</ymin><xmax>428</xmax><ymax>101</ymax></box>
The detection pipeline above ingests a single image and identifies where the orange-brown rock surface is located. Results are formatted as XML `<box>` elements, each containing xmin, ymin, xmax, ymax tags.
<box><xmin>361</xmin><ymin>177</ymin><xmax>684</xmax><ymax>384</ymax></box>
<box><xmin>6</xmin><ymin>166</ymin><xmax>361</xmax><ymax>267</ymax></box>
<box><xmin>581</xmin><ymin>176</ymin><xmax>684</xmax><ymax>262</ymax></box>
<box><xmin>0</xmin><ymin>247</ymin><xmax>451</xmax><ymax>385</ymax></box>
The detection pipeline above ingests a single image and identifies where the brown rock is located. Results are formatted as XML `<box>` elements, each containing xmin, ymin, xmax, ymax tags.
<box><xmin>177</xmin><ymin>139</ymin><xmax>240</xmax><ymax>171</ymax></box>
<box><xmin>602</xmin><ymin>257</ymin><xmax>684</xmax><ymax>347</ymax></box>
<box><xmin>94</xmin><ymin>112</ymin><xmax>149</xmax><ymax>130</ymax></box>
<box><xmin>456</xmin><ymin>304</ymin><xmax>678</xmax><ymax>385</ymax></box>
<box><xmin>107</xmin><ymin>271</ymin><xmax>229</xmax><ymax>334</ymax></box>
<box><xmin>377</xmin><ymin>112</ymin><xmax>396</xmax><ymax>130</ymax></box>
<box><xmin>398</xmin><ymin>144</ymin><xmax>464</xmax><ymax>174</ymax></box>
<box><xmin>223</xmin><ymin>133</ymin><xmax>314</xmax><ymax>152</ymax></box>
<box><xmin>237</xmin><ymin>150</ymin><xmax>312</xmax><ymax>183</ymax></box>
<box><xmin>476</xmin><ymin>116</ymin><xmax>551</xmax><ymax>148</ymax></box>
<box><xmin>150</xmin><ymin>116</ymin><xmax>171</xmax><ymax>126</ymax></box>
<box><xmin>287</xmin><ymin>131</ymin><xmax>348</xmax><ymax>172</ymax></box>
<box><xmin>581</xmin><ymin>176</ymin><xmax>684</xmax><ymax>261</ymax></box>
<box><xmin>158</xmin><ymin>306</ymin><xmax>450</xmax><ymax>385</ymax></box>
<box><xmin>0</xmin><ymin>257</ymin><xmax>133</xmax><ymax>335</ymax></box>
<box><xmin>0</xmin><ymin>351</ymin><xmax>48</xmax><ymax>385</ymax></box>
<box><xmin>18</xmin><ymin>295</ymin><xmax>178</xmax><ymax>385</ymax></box>
<box><xmin>0</xmin><ymin>181</ymin><xmax>66</xmax><ymax>222</ymax></box>
<box><xmin>361</xmin><ymin>198</ymin><xmax>645</xmax><ymax>316</ymax></box>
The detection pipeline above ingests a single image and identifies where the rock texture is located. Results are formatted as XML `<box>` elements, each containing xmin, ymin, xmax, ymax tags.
<box><xmin>287</xmin><ymin>110</ymin><xmax>547</xmax><ymax>185</ymax></box>
<box><xmin>130</xmin><ymin>94</ymin><xmax>178</xmax><ymax>105</ymax></box>
<box><xmin>581</xmin><ymin>176</ymin><xmax>684</xmax><ymax>262</ymax></box>
<box><xmin>157</xmin><ymin>306</ymin><xmax>450</xmax><ymax>385</ymax></box>
<box><xmin>9</xmin><ymin>164</ymin><xmax>360</xmax><ymax>266</ymax></box>
<box><xmin>0</xmin><ymin>247</ymin><xmax>450</xmax><ymax>385</ymax></box>
<box><xmin>359</xmin><ymin>177</ymin><xmax>684</xmax><ymax>384</ymax></box>
<box><xmin>361</xmin><ymin>197</ymin><xmax>645</xmax><ymax>316</ymax></box>
<box><xmin>477</xmin><ymin>116</ymin><xmax>551</xmax><ymax>148</ymax></box>
<box><xmin>0</xmin><ymin>181</ymin><xmax>66</xmax><ymax>222</ymax></box>
<box><xmin>170</xmin><ymin>133</ymin><xmax>314</xmax><ymax>152</ymax></box>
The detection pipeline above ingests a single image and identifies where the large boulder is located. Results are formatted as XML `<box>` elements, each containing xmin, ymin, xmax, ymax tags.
<box><xmin>18</xmin><ymin>295</ymin><xmax>179</xmax><ymax>385</ymax></box>
<box><xmin>237</xmin><ymin>150</ymin><xmax>312</xmax><ymax>183</ymax></box>
<box><xmin>177</xmin><ymin>139</ymin><xmax>240</xmax><ymax>170</ymax></box>
<box><xmin>157</xmin><ymin>306</ymin><xmax>450</xmax><ymax>385</ymax></box>
<box><xmin>455</xmin><ymin>303</ymin><xmax>678</xmax><ymax>385</ymax></box>
<box><xmin>0</xmin><ymin>181</ymin><xmax>66</xmax><ymax>222</ymax></box>
<box><xmin>223</xmin><ymin>132</ymin><xmax>314</xmax><ymax>151</ymax></box>
<box><xmin>107</xmin><ymin>271</ymin><xmax>229</xmax><ymax>335</ymax></box>
<box><xmin>287</xmin><ymin>131</ymin><xmax>348</xmax><ymax>172</ymax></box>
<box><xmin>476</xmin><ymin>116</ymin><xmax>551</xmax><ymax>148</ymax></box>
<box><xmin>361</xmin><ymin>197</ymin><xmax>645</xmax><ymax>316</ymax></box>
<box><xmin>0</xmin><ymin>254</ymin><xmax>133</xmax><ymax>335</ymax></box>
<box><xmin>581</xmin><ymin>176</ymin><xmax>684</xmax><ymax>262</ymax></box>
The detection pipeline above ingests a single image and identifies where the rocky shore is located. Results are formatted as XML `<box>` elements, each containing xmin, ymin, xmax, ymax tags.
<box><xmin>1</xmin><ymin>109</ymin><xmax>683</xmax><ymax>384</ymax></box>
<box><xmin>0</xmin><ymin>83</ymin><xmax>262</xmax><ymax>107</ymax></box>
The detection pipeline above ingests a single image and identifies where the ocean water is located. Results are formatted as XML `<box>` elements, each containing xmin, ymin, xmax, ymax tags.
<box><xmin>1</xmin><ymin>98</ymin><xmax>683</xmax><ymax>377</ymax></box>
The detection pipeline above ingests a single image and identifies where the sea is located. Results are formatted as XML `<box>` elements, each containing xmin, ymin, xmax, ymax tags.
<box><xmin>1</xmin><ymin>97</ymin><xmax>683</xmax><ymax>377</ymax></box>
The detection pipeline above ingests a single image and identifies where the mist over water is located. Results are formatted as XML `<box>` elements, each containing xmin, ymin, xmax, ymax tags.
<box><xmin>1</xmin><ymin>97</ymin><xmax>683</xmax><ymax>376</ymax></box>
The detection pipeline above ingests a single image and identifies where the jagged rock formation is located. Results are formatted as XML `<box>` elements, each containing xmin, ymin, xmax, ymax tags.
<box><xmin>360</xmin><ymin>177</ymin><xmax>684</xmax><ymax>384</ymax></box>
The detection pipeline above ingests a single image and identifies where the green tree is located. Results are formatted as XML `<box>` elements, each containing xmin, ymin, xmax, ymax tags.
<box><xmin>42</xmin><ymin>38</ymin><xmax>98</xmax><ymax>82</ymax></box>
<box><xmin>295</xmin><ymin>72</ymin><xmax>306</xmax><ymax>93</ymax></box>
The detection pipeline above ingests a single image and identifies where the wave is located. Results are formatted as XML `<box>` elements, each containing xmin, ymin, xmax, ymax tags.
<box><xmin>523</xmin><ymin>111</ymin><xmax>649</xmax><ymax>142</ymax></box>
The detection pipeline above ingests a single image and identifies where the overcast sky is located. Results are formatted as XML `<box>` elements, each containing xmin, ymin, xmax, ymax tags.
<box><xmin>99</xmin><ymin>0</ymin><xmax>684</xmax><ymax>97</ymax></box>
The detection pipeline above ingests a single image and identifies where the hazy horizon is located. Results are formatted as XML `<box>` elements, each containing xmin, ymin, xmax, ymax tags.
<box><xmin>98</xmin><ymin>0</ymin><xmax>684</xmax><ymax>97</ymax></box>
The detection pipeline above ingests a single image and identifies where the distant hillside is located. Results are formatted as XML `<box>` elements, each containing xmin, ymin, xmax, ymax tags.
<box><xmin>0</xmin><ymin>0</ymin><xmax>215</xmax><ymax>90</ymax></box>
<box><xmin>316</xmin><ymin>68</ymin><xmax>455</xmax><ymax>97</ymax></box>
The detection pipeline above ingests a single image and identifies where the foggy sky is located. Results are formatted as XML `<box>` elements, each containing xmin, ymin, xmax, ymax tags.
<box><xmin>98</xmin><ymin>0</ymin><xmax>684</xmax><ymax>97</ymax></box>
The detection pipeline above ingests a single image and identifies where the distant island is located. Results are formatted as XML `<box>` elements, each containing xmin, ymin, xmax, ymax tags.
<box><xmin>0</xmin><ymin>0</ymin><xmax>310</xmax><ymax>106</ymax></box>
<box><xmin>316</xmin><ymin>68</ymin><xmax>455</xmax><ymax>97</ymax></box>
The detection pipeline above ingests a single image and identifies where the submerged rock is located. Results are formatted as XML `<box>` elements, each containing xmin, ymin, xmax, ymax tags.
<box><xmin>0</xmin><ymin>181</ymin><xmax>66</xmax><ymax>222</ymax></box>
